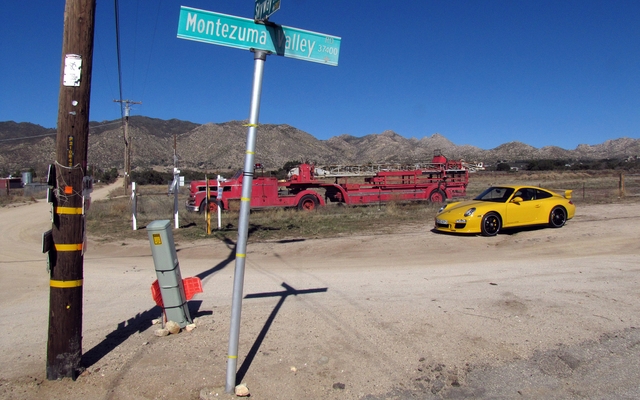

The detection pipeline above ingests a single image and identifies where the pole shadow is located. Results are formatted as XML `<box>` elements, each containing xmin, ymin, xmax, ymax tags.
<box><xmin>82</xmin><ymin>305</ymin><xmax>162</xmax><ymax>369</ymax></box>
<box><xmin>196</xmin><ymin>237</ymin><xmax>237</xmax><ymax>284</ymax></box>
<box><xmin>81</xmin><ymin>237</ymin><xmax>237</xmax><ymax>369</ymax></box>
<box><xmin>235</xmin><ymin>282</ymin><xmax>328</xmax><ymax>383</ymax></box>
<box><xmin>82</xmin><ymin>301</ymin><xmax>212</xmax><ymax>370</ymax></box>
<box><xmin>82</xmin><ymin>224</ymin><xmax>291</xmax><ymax>370</ymax></box>
<box><xmin>264</xmin><ymin>22</ymin><xmax>286</xmax><ymax>56</ymax></box>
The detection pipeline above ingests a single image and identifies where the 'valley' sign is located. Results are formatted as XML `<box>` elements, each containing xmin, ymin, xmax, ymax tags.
<box><xmin>177</xmin><ymin>6</ymin><xmax>341</xmax><ymax>66</ymax></box>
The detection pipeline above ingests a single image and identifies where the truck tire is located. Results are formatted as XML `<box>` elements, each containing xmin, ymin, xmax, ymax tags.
<box><xmin>298</xmin><ymin>194</ymin><xmax>319</xmax><ymax>211</ymax></box>
<box><xmin>200</xmin><ymin>200</ymin><xmax>218</xmax><ymax>214</ymax></box>
<box><xmin>429</xmin><ymin>189</ymin><xmax>446</xmax><ymax>203</ymax></box>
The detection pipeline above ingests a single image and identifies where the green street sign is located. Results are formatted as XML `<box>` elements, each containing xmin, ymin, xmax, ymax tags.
<box><xmin>255</xmin><ymin>0</ymin><xmax>280</xmax><ymax>21</ymax></box>
<box><xmin>177</xmin><ymin>6</ymin><xmax>341</xmax><ymax>66</ymax></box>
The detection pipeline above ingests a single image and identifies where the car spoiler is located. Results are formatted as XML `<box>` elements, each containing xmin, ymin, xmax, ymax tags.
<box><xmin>564</xmin><ymin>190</ymin><xmax>573</xmax><ymax>199</ymax></box>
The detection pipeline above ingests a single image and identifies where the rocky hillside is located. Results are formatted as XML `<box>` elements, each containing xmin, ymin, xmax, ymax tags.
<box><xmin>1</xmin><ymin>117</ymin><xmax>639</xmax><ymax>175</ymax></box>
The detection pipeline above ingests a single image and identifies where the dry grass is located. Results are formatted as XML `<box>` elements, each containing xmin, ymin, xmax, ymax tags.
<box><xmin>0</xmin><ymin>189</ymin><xmax>38</xmax><ymax>208</ymax></box>
<box><xmin>85</xmin><ymin>171</ymin><xmax>640</xmax><ymax>243</ymax></box>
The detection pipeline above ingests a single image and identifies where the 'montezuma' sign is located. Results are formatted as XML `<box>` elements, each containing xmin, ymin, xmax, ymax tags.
<box><xmin>177</xmin><ymin>6</ymin><xmax>341</xmax><ymax>66</ymax></box>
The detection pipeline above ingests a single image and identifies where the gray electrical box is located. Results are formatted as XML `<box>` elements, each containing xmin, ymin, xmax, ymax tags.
<box><xmin>147</xmin><ymin>220</ymin><xmax>192</xmax><ymax>328</ymax></box>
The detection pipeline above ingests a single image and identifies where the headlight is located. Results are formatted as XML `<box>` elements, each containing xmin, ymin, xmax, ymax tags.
<box><xmin>464</xmin><ymin>207</ymin><xmax>476</xmax><ymax>217</ymax></box>
<box><xmin>438</xmin><ymin>204</ymin><xmax>448</xmax><ymax>213</ymax></box>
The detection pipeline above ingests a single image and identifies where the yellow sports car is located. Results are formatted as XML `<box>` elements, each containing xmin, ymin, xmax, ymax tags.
<box><xmin>434</xmin><ymin>185</ymin><xmax>575</xmax><ymax>236</ymax></box>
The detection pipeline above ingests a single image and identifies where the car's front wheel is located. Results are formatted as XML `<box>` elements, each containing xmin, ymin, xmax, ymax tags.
<box><xmin>481</xmin><ymin>212</ymin><xmax>501</xmax><ymax>236</ymax></box>
<box><xmin>549</xmin><ymin>206</ymin><xmax>567</xmax><ymax>228</ymax></box>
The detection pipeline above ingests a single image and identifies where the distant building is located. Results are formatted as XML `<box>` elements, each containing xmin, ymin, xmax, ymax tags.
<box><xmin>0</xmin><ymin>177</ymin><xmax>23</xmax><ymax>195</ymax></box>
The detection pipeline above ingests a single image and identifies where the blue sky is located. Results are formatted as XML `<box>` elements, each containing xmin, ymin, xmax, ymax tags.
<box><xmin>1</xmin><ymin>1</ymin><xmax>639</xmax><ymax>150</ymax></box>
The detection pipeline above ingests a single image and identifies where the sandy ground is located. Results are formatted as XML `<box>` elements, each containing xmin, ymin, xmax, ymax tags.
<box><xmin>1</xmin><ymin>181</ymin><xmax>639</xmax><ymax>399</ymax></box>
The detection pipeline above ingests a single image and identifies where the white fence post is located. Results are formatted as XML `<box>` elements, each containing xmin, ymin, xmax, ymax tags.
<box><xmin>131</xmin><ymin>182</ymin><xmax>137</xmax><ymax>231</ymax></box>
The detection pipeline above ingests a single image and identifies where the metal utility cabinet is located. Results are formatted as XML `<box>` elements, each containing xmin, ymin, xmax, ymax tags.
<box><xmin>146</xmin><ymin>220</ymin><xmax>192</xmax><ymax>327</ymax></box>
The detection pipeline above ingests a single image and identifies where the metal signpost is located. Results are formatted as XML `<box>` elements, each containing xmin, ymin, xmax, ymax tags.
<box><xmin>177</xmin><ymin>4</ymin><xmax>340</xmax><ymax>393</ymax></box>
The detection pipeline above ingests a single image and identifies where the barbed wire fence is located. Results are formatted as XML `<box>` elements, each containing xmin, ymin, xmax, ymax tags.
<box><xmin>130</xmin><ymin>182</ymin><xmax>189</xmax><ymax>230</ymax></box>
<box><xmin>536</xmin><ymin>173</ymin><xmax>640</xmax><ymax>202</ymax></box>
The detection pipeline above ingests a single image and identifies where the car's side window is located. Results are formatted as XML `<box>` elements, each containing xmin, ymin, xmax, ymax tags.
<box><xmin>515</xmin><ymin>189</ymin><xmax>534</xmax><ymax>201</ymax></box>
<box><xmin>523</xmin><ymin>188</ymin><xmax>534</xmax><ymax>201</ymax></box>
<box><xmin>535</xmin><ymin>189</ymin><xmax>552</xmax><ymax>199</ymax></box>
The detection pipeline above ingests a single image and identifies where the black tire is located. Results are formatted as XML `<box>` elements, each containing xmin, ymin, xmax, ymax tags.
<box><xmin>298</xmin><ymin>194</ymin><xmax>319</xmax><ymax>211</ymax></box>
<box><xmin>549</xmin><ymin>206</ymin><xmax>567</xmax><ymax>228</ymax></box>
<box><xmin>429</xmin><ymin>189</ymin><xmax>446</xmax><ymax>203</ymax></box>
<box><xmin>199</xmin><ymin>200</ymin><xmax>218</xmax><ymax>214</ymax></box>
<box><xmin>199</xmin><ymin>200</ymin><xmax>207</xmax><ymax>214</ymax></box>
<box><xmin>481</xmin><ymin>212</ymin><xmax>501</xmax><ymax>236</ymax></box>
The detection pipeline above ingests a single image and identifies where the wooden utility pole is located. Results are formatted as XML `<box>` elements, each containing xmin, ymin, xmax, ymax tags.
<box><xmin>47</xmin><ymin>0</ymin><xmax>96</xmax><ymax>380</ymax></box>
<box><xmin>114</xmin><ymin>99</ymin><xmax>141</xmax><ymax>195</ymax></box>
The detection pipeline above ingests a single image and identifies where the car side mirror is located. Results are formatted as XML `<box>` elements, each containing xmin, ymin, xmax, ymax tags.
<box><xmin>511</xmin><ymin>196</ymin><xmax>523</xmax><ymax>203</ymax></box>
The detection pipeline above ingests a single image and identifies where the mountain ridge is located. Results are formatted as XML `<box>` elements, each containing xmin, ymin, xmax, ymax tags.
<box><xmin>1</xmin><ymin>117</ymin><xmax>638</xmax><ymax>174</ymax></box>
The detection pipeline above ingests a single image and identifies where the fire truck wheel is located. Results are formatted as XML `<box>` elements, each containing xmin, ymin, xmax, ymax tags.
<box><xmin>199</xmin><ymin>200</ymin><xmax>218</xmax><ymax>214</ymax></box>
<box><xmin>429</xmin><ymin>189</ymin><xmax>446</xmax><ymax>203</ymax></box>
<box><xmin>298</xmin><ymin>194</ymin><xmax>319</xmax><ymax>211</ymax></box>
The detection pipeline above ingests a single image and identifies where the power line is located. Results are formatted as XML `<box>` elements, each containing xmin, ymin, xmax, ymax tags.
<box><xmin>140</xmin><ymin>0</ymin><xmax>162</xmax><ymax>100</ymax></box>
<box><xmin>0</xmin><ymin>133</ymin><xmax>56</xmax><ymax>142</ymax></box>
<box><xmin>114</xmin><ymin>0</ymin><xmax>125</xmax><ymax>120</ymax></box>
<box><xmin>0</xmin><ymin>121</ymin><xmax>124</xmax><ymax>142</ymax></box>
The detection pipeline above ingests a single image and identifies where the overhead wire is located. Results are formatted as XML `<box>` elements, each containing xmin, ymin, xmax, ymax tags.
<box><xmin>132</xmin><ymin>0</ymin><xmax>139</xmax><ymax>96</ymax></box>
<box><xmin>0</xmin><ymin>121</ymin><xmax>124</xmax><ymax>142</ymax></box>
<box><xmin>114</xmin><ymin>0</ymin><xmax>125</xmax><ymax>119</ymax></box>
<box><xmin>140</xmin><ymin>0</ymin><xmax>162</xmax><ymax>101</ymax></box>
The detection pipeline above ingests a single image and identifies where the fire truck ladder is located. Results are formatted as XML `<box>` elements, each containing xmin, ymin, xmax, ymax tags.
<box><xmin>313</xmin><ymin>161</ymin><xmax>467</xmax><ymax>178</ymax></box>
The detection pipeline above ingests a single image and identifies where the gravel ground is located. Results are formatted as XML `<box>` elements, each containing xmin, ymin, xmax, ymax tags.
<box><xmin>1</xmin><ymin>182</ymin><xmax>639</xmax><ymax>399</ymax></box>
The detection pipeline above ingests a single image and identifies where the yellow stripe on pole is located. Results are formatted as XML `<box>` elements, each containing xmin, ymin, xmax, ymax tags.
<box><xmin>240</xmin><ymin>197</ymin><xmax>250</xmax><ymax>202</ymax></box>
<box><xmin>246</xmin><ymin>151</ymin><xmax>255</xmax><ymax>155</ymax></box>
<box><xmin>50</xmin><ymin>279</ymin><xmax>83</xmax><ymax>288</ymax></box>
<box><xmin>56</xmin><ymin>206</ymin><xmax>83</xmax><ymax>215</ymax></box>
<box><xmin>243</xmin><ymin>123</ymin><xmax>258</xmax><ymax>127</ymax></box>
<box><xmin>227</xmin><ymin>355</ymin><xmax>238</xmax><ymax>359</ymax></box>
<box><xmin>236</xmin><ymin>253</ymin><xmax>246</xmax><ymax>258</ymax></box>
<box><xmin>55</xmin><ymin>243</ymin><xmax>83</xmax><ymax>251</ymax></box>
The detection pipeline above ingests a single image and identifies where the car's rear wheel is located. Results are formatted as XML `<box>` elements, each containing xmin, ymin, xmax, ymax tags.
<box><xmin>298</xmin><ymin>194</ymin><xmax>319</xmax><ymax>211</ymax></box>
<box><xmin>549</xmin><ymin>206</ymin><xmax>567</xmax><ymax>228</ymax></box>
<box><xmin>481</xmin><ymin>212</ymin><xmax>501</xmax><ymax>236</ymax></box>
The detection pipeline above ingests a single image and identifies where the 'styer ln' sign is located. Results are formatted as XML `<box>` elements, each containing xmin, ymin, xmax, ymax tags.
<box><xmin>177</xmin><ymin>6</ymin><xmax>341</xmax><ymax>66</ymax></box>
<box><xmin>255</xmin><ymin>0</ymin><xmax>280</xmax><ymax>21</ymax></box>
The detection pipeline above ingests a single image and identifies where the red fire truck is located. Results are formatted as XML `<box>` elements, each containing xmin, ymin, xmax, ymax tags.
<box><xmin>185</xmin><ymin>153</ymin><xmax>469</xmax><ymax>213</ymax></box>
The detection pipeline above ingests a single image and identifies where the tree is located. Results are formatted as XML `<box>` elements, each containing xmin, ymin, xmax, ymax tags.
<box><xmin>275</xmin><ymin>160</ymin><xmax>302</xmax><ymax>180</ymax></box>
<box><xmin>496</xmin><ymin>163</ymin><xmax>511</xmax><ymax>172</ymax></box>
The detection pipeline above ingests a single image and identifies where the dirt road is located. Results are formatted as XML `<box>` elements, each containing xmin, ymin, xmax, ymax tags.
<box><xmin>1</xmin><ymin>185</ymin><xmax>639</xmax><ymax>399</ymax></box>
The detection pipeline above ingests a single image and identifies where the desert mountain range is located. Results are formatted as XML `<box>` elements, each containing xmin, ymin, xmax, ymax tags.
<box><xmin>1</xmin><ymin>116</ymin><xmax>639</xmax><ymax>174</ymax></box>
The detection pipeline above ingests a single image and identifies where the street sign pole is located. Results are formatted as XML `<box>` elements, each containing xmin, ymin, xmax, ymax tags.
<box><xmin>176</xmin><ymin>5</ymin><xmax>339</xmax><ymax>393</ymax></box>
<box><xmin>225</xmin><ymin>49</ymin><xmax>269</xmax><ymax>394</ymax></box>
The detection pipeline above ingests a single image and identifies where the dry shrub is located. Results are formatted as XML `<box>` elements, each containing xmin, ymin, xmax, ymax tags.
<box><xmin>384</xmin><ymin>201</ymin><xmax>399</xmax><ymax>215</ymax></box>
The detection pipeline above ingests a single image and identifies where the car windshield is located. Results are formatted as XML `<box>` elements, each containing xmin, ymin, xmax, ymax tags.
<box><xmin>474</xmin><ymin>187</ymin><xmax>515</xmax><ymax>203</ymax></box>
